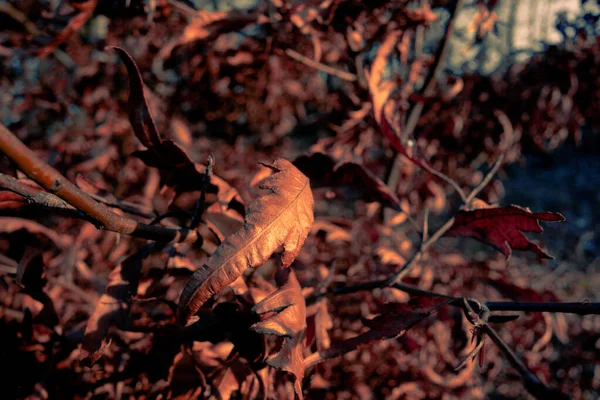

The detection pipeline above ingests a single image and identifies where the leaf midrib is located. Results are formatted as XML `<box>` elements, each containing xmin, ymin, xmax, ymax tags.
<box><xmin>195</xmin><ymin>175</ymin><xmax>310</xmax><ymax>298</ymax></box>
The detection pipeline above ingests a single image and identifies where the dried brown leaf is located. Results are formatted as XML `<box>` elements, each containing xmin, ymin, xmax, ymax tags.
<box><xmin>178</xmin><ymin>159</ymin><xmax>314</xmax><ymax>325</ymax></box>
<box><xmin>80</xmin><ymin>248</ymin><xmax>148</xmax><ymax>365</ymax></box>
<box><xmin>37</xmin><ymin>0</ymin><xmax>98</xmax><ymax>58</ymax></box>
<box><xmin>251</xmin><ymin>270</ymin><xmax>306</xmax><ymax>399</ymax></box>
<box><xmin>293</xmin><ymin>152</ymin><xmax>402</xmax><ymax>211</ymax></box>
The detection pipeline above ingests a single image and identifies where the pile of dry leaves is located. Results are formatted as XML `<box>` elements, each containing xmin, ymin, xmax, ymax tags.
<box><xmin>0</xmin><ymin>1</ymin><xmax>598</xmax><ymax>399</ymax></box>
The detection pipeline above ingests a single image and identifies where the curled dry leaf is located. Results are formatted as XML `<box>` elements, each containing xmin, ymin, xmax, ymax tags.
<box><xmin>178</xmin><ymin>159</ymin><xmax>314</xmax><ymax>325</ymax></box>
<box><xmin>109</xmin><ymin>46</ymin><xmax>198</xmax><ymax>175</ymax></box>
<box><xmin>445</xmin><ymin>201</ymin><xmax>565</xmax><ymax>259</ymax></box>
<box><xmin>110</xmin><ymin>46</ymin><xmax>243</xmax><ymax>208</ymax></box>
<box><xmin>293</xmin><ymin>152</ymin><xmax>402</xmax><ymax>211</ymax></box>
<box><xmin>251</xmin><ymin>270</ymin><xmax>306</xmax><ymax>399</ymax></box>
<box><xmin>306</xmin><ymin>299</ymin><xmax>333</xmax><ymax>351</ymax></box>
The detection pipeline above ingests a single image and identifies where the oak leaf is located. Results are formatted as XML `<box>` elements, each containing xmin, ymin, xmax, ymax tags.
<box><xmin>178</xmin><ymin>159</ymin><xmax>314</xmax><ymax>325</ymax></box>
<box><xmin>251</xmin><ymin>270</ymin><xmax>306</xmax><ymax>399</ymax></box>
<box><xmin>446</xmin><ymin>202</ymin><xmax>565</xmax><ymax>259</ymax></box>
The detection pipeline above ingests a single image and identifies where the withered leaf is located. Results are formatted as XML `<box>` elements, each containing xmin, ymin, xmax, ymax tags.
<box><xmin>378</xmin><ymin>111</ymin><xmax>428</xmax><ymax>170</ymax></box>
<box><xmin>251</xmin><ymin>270</ymin><xmax>306</xmax><ymax>399</ymax></box>
<box><xmin>367</xmin><ymin>30</ymin><xmax>401</xmax><ymax>125</ymax></box>
<box><xmin>306</xmin><ymin>299</ymin><xmax>333</xmax><ymax>351</ymax></box>
<box><xmin>80</xmin><ymin>248</ymin><xmax>148</xmax><ymax>365</ymax></box>
<box><xmin>158</xmin><ymin>8</ymin><xmax>262</xmax><ymax>60</ymax></box>
<box><xmin>304</xmin><ymin>297</ymin><xmax>449</xmax><ymax>369</ymax></box>
<box><xmin>110</xmin><ymin>46</ymin><xmax>243</xmax><ymax>207</ymax></box>
<box><xmin>0</xmin><ymin>217</ymin><xmax>71</xmax><ymax>248</ymax></box>
<box><xmin>178</xmin><ymin>159</ymin><xmax>314</xmax><ymax>325</ymax></box>
<box><xmin>445</xmin><ymin>202</ymin><xmax>565</xmax><ymax>259</ymax></box>
<box><xmin>37</xmin><ymin>0</ymin><xmax>98</xmax><ymax>58</ymax></box>
<box><xmin>293</xmin><ymin>152</ymin><xmax>402</xmax><ymax>211</ymax></box>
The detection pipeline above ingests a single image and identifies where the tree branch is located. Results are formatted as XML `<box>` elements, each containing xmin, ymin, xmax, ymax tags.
<box><xmin>0</xmin><ymin>123</ymin><xmax>201</xmax><ymax>244</ymax></box>
<box><xmin>482</xmin><ymin>324</ymin><xmax>569</xmax><ymax>399</ymax></box>
<box><xmin>487</xmin><ymin>301</ymin><xmax>600</xmax><ymax>315</ymax></box>
<box><xmin>285</xmin><ymin>49</ymin><xmax>357</xmax><ymax>82</ymax></box>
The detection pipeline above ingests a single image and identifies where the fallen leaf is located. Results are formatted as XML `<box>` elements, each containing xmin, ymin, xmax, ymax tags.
<box><xmin>251</xmin><ymin>270</ymin><xmax>306</xmax><ymax>399</ymax></box>
<box><xmin>80</xmin><ymin>247</ymin><xmax>148</xmax><ymax>365</ymax></box>
<box><xmin>305</xmin><ymin>297</ymin><xmax>450</xmax><ymax>368</ymax></box>
<box><xmin>367</xmin><ymin>30</ymin><xmax>401</xmax><ymax>126</ymax></box>
<box><xmin>293</xmin><ymin>152</ymin><xmax>402</xmax><ymax>211</ymax></box>
<box><xmin>311</xmin><ymin>219</ymin><xmax>352</xmax><ymax>243</ymax></box>
<box><xmin>37</xmin><ymin>0</ymin><xmax>98</xmax><ymax>58</ymax></box>
<box><xmin>159</xmin><ymin>9</ymin><xmax>261</xmax><ymax>60</ymax></box>
<box><xmin>446</xmin><ymin>202</ymin><xmax>565</xmax><ymax>259</ymax></box>
<box><xmin>178</xmin><ymin>159</ymin><xmax>314</xmax><ymax>325</ymax></box>
<box><xmin>0</xmin><ymin>217</ymin><xmax>71</xmax><ymax>247</ymax></box>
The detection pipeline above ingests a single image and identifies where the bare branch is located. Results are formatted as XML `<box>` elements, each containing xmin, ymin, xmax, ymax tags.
<box><xmin>0</xmin><ymin>123</ymin><xmax>201</xmax><ymax>244</ymax></box>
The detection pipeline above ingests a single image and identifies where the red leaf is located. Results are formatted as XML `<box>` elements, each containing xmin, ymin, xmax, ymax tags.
<box><xmin>378</xmin><ymin>111</ymin><xmax>428</xmax><ymax>170</ymax></box>
<box><xmin>446</xmin><ymin>203</ymin><xmax>565</xmax><ymax>259</ymax></box>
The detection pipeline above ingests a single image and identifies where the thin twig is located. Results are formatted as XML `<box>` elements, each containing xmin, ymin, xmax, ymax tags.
<box><xmin>487</xmin><ymin>301</ymin><xmax>600</xmax><ymax>315</ymax></box>
<box><xmin>465</xmin><ymin>154</ymin><xmax>504</xmax><ymax>206</ymax></box>
<box><xmin>385</xmin><ymin>216</ymin><xmax>455</xmax><ymax>285</ymax></box>
<box><xmin>422</xmin><ymin>207</ymin><xmax>430</xmax><ymax>242</ymax></box>
<box><xmin>285</xmin><ymin>49</ymin><xmax>357</xmax><ymax>82</ymax></box>
<box><xmin>0</xmin><ymin>172</ymin><xmax>159</xmax><ymax>221</ymax></box>
<box><xmin>482</xmin><ymin>324</ymin><xmax>568</xmax><ymax>399</ymax></box>
<box><xmin>88</xmin><ymin>193</ymin><xmax>156</xmax><ymax>219</ymax></box>
<box><xmin>386</xmin><ymin>0</ymin><xmax>465</xmax><ymax>200</ymax></box>
<box><xmin>0</xmin><ymin>124</ymin><xmax>201</xmax><ymax>244</ymax></box>
<box><xmin>420</xmin><ymin>161</ymin><xmax>468</xmax><ymax>203</ymax></box>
